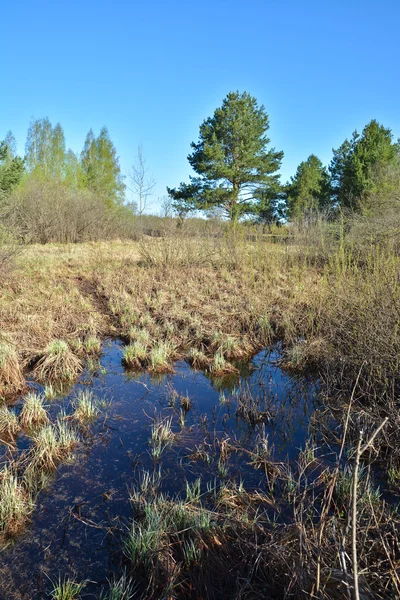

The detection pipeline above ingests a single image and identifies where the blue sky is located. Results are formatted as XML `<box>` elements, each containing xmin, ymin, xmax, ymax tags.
<box><xmin>1</xmin><ymin>0</ymin><xmax>399</xmax><ymax>211</ymax></box>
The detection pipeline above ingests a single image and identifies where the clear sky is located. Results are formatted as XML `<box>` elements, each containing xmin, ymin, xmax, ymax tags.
<box><xmin>1</xmin><ymin>0</ymin><xmax>399</xmax><ymax>211</ymax></box>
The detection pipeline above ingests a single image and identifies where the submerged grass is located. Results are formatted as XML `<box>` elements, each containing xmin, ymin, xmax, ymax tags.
<box><xmin>116</xmin><ymin>421</ymin><xmax>400</xmax><ymax>600</ymax></box>
<box><xmin>0</xmin><ymin>382</ymin><xmax>101</xmax><ymax>545</ymax></box>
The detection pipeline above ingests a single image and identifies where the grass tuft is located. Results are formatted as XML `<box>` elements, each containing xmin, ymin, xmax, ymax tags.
<box><xmin>72</xmin><ymin>390</ymin><xmax>98</xmax><ymax>424</ymax></box>
<box><xmin>122</xmin><ymin>342</ymin><xmax>147</xmax><ymax>369</ymax></box>
<box><xmin>44</xmin><ymin>383</ymin><xmax>58</xmax><ymax>401</ymax></box>
<box><xmin>0</xmin><ymin>466</ymin><xmax>32</xmax><ymax>536</ymax></box>
<box><xmin>128</xmin><ymin>326</ymin><xmax>150</xmax><ymax>345</ymax></box>
<box><xmin>210</xmin><ymin>351</ymin><xmax>239</xmax><ymax>377</ymax></box>
<box><xmin>0</xmin><ymin>405</ymin><xmax>20</xmax><ymax>437</ymax></box>
<box><xmin>147</xmin><ymin>342</ymin><xmax>174</xmax><ymax>373</ymax></box>
<box><xmin>100</xmin><ymin>572</ymin><xmax>137</xmax><ymax>600</ymax></box>
<box><xmin>50</xmin><ymin>576</ymin><xmax>85</xmax><ymax>600</ymax></box>
<box><xmin>0</xmin><ymin>341</ymin><xmax>24</xmax><ymax>397</ymax></box>
<box><xmin>19</xmin><ymin>392</ymin><xmax>49</xmax><ymax>430</ymax></box>
<box><xmin>30</xmin><ymin>420</ymin><xmax>78</xmax><ymax>471</ymax></box>
<box><xmin>84</xmin><ymin>335</ymin><xmax>101</xmax><ymax>355</ymax></box>
<box><xmin>186</xmin><ymin>348</ymin><xmax>210</xmax><ymax>370</ymax></box>
<box><xmin>150</xmin><ymin>415</ymin><xmax>174</xmax><ymax>461</ymax></box>
<box><xmin>34</xmin><ymin>340</ymin><xmax>82</xmax><ymax>383</ymax></box>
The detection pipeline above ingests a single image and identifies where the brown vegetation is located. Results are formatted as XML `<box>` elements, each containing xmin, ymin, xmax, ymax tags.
<box><xmin>0</xmin><ymin>215</ymin><xmax>398</xmax><ymax>597</ymax></box>
<box><xmin>0</xmin><ymin>214</ymin><xmax>398</xmax><ymax>402</ymax></box>
<box><xmin>121</xmin><ymin>408</ymin><xmax>398</xmax><ymax>600</ymax></box>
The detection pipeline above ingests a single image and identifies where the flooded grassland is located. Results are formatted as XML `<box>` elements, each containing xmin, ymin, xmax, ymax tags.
<box><xmin>1</xmin><ymin>340</ymin><xmax>320</xmax><ymax>598</ymax></box>
<box><xmin>0</xmin><ymin>240</ymin><xmax>399</xmax><ymax>599</ymax></box>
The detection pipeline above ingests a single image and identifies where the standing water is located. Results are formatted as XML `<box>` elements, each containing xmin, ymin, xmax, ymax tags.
<box><xmin>0</xmin><ymin>339</ymin><xmax>320</xmax><ymax>599</ymax></box>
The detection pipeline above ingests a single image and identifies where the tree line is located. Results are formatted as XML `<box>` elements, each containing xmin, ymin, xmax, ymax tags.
<box><xmin>1</xmin><ymin>95</ymin><xmax>399</xmax><ymax>245</ymax></box>
<box><xmin>168</xmin><ymin>91</ymin><xmax>400</xmax><ymax>224</ymax></box>
<box><xmin>0</xmin><ymin>119</ymin><xmax>143</xmax><ymax>243</ymax></box>
<box><xmin>1</xmin><ymin>119</ymin><xmax>125</xmax><ymax>204</ymax></box>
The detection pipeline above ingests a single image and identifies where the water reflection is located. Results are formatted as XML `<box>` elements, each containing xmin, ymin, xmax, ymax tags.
<box><xmin>0</xmin><ymin>339</ymin><xmax>319</xmax><ymax>599</ymax></box>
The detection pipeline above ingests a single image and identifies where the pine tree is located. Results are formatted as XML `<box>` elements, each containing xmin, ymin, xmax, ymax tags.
<box><xmin>329</xmin><ymin>120</ymin><xmax>398</xmax><ymax>211</ymax></box>
<box><xmin>253</xmin><ymin>180</ymin><xmax>286</xmax><ymax>226</ymax></box>
<box><xmin>286</xmin><ymin>155</ymin><xmax>331</xmax><ymax>218</ymax></box>
<box><xmin>0</xmin><ymin>135</ymin><xmax>24</xmax><ymax>197</ymax></box>
<box><xmin>168</xmin><ymin>91</ymin><xmax>283</xmax><ymax>222</ymax></box>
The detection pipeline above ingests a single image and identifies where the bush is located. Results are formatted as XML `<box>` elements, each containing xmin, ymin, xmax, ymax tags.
<box><xmin>1</xmin><ymin>178</ymin><xmax>140</xmax><ymax>243</ymax></box>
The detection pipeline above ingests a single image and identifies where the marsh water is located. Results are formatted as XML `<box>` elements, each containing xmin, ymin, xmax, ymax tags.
<box><xmin>0</xmin><ymin>340</ymin><xmax>322</xmax><ymax>599</ymax></box>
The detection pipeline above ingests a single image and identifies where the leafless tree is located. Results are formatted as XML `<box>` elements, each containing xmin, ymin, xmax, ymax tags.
<box><xmin>159</xmin><ymin>195</ymin><xmax>174</xmax><ymax>218</ymax></box>
<box><xmin>128</xmin><ymin>145</ymin><xmax>156</xmax><ymax>225</ymax></box>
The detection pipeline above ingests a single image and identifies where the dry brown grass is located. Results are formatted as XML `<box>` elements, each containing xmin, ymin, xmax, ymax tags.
<box><xmin>0</xmin><ymin>231</ymin><xmax>398</xmax><ymax>596</ymax></box>
<box><xmin>34</xmin><ymin>340</ymin><xmax>82</xmax><ymax>383</ymax></box>
<box><xmin>0</xmin><ymin>238</ymin><xmax>311</xmax><ymax>394</ymax></box>
<box><xmin>0</xmin><ymin>243</ymin><xmax>112</xmax><ymax>373</ymax></box>
<box><xmin>0</xmin><ymin>341</ymin><xmax>25</xmax><ymax>398</ymax></box>
<box><xmin>0</xmin><ymin>233</ymin><xmax>397</xmax><ymax>406</ymax></box>
<box><xmin>122</xmin><ymin>444</ymin><xmax>399</xmax><ymax>600</ymax></box>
